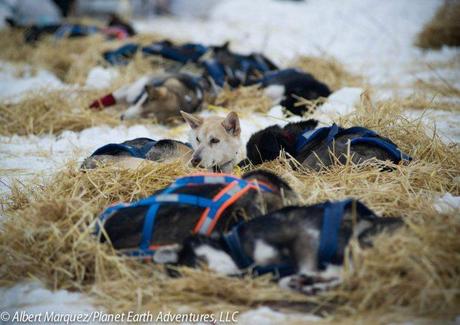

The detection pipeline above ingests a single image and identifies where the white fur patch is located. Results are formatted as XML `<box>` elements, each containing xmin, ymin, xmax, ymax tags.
<box><xmin>321</xmin><ymin>264</ymin><xmax>342</xmax><ymax>280</ymax></box>
<box><xmin>353</xmin><ymin>219</ymin><xmax>373</xmax><ymax>237</ymax></box>
<box><xmin>121</xmin><ymin>93</ymin><xmax>148</xmax><ymax>120</ymax></box>
<box><xmin>253</xmin><ymin>240</ymin><xmax>277</xmax><ymax>265</ymax></box>
<box><xmin>264</xmin><ymin>85</ymin><xmax>285</xmax><ymax>103</ymax></box>
<box><xmin>195</xmin><ymin>245</ymin><xmax>240</xmax><ymax>275</ymax></box>
<box><xmin>152</xmin><ymin>245</ymin><xmax>180</xmax><ymax>264</ymax></box>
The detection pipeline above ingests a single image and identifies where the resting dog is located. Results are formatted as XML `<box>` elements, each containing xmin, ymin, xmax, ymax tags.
<box><xmin>81</xmin><ymin>137</ymin><xmax>192</xmax><ymax>170</ymax></box>
<box><xmin>160</xmin><ymin>199</ymin><xmax>403</xmax><ymax>294</ymax></box>
<box><xmin>89</xmin><ymin>73</ymin><xmax>215</xmax><ymax>123</ymax></box>
<box><xmin>181</xmin><ymin>110</ymin><xmax>243</xmax><ymax>172</ymax></box>
<box><xmin>203</xmin><ymin>41</ymin><xmax>278</xmax><ymax>88</ymax></box>
<box><xmin>250</xmin><ymin>68</ymin><xmax>332</xmax><ymax>116</ymax></box>
<box><xmin>96</xmin><ymin>170</ymin><xmax>299</xmax><ymax>258</ymax></box>
<box><xmin>245</xmin><ymin>121</ymin><xmax>412</xmax><ymax>170</ymax></box>
<box><xmin>81</xmin><ymin>111</ymin><xmax>242</xmax><ymax>172</ymax></box>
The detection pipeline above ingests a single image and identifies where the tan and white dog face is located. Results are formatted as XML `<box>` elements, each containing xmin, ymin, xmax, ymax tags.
<box><xmin>181</xmin><ymin>111</ymin><xmax>242</xmax><ymax>172</ymax></box>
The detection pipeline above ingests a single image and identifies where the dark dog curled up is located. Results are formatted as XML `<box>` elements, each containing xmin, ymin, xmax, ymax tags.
<box><xmin>96</xmin><ymin>170</ymin><xmax>299</xmax><ymax>257</ymax></box>
<box><xmin>244</xmin><ymin>120</ymin><xmax>412</xmax><ymax>170</ymax></box>
<box><xmin>248</xmin><ymin>68</ymin><xmax>332</xmax><ymax>116</ymax></box>
<box><xmin>204</xmin><ymin>41</ymin><xmax>279</xmax><ymax>88</ymax></box>
<box><xmin>81</xmin><ymin>137</ymin><xmax>193</xmax><ymax>170</ymax></box>
<box><xmin>158</xmin><ymin>199</ymin><xmax>403</xmax><ymax>295</ymax></box>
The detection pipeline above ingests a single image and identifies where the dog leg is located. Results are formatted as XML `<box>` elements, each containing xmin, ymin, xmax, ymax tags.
<box><xmin>279</xmin><ymin>265</ymin><xmax>342</xmax><ymax>295</ymax></box>
<box><xmin>121</xmin><ymin>93</ymin><xmax>148</xmax><ymax>120</ymax></box>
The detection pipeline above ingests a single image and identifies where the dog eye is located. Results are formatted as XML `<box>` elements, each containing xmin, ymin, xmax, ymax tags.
<box><xmin>196</xmin><ymin>137</ymin><xmax>200</xmax><ymax>143</ymax></box>
<box><xmin>210</xmin><ymin>138</ymin><xmax>220</xmax><ymax>144</ymax></box>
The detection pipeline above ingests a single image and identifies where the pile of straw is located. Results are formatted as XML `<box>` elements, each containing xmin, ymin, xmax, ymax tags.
<box><xmin>416</xmin><ymin>0</ymin><xmax>460</xmax><ymax>49</ymax></box>
<box><xmin>0</xmin><ymin>28</ymin><xmax>166</xmax><ymax>85</ymax></box>
<box><xmin>213</xmin><ymin>84</ymin><xmax>274</xmax><ymax>115</ymax></box>
<box><xmin>1</xmin><ymin>95</ymin><xmax>459</xmax><ymax>322</ymax></box>
<box><xmin>0</xmin><ymin>89</ymin><xmax>119</xmax><ymax>136</ymax></box>
<box><xmin>291</xmin><ymin>55</ymin><xmax>364</xmax><ymax>91</ymax></box>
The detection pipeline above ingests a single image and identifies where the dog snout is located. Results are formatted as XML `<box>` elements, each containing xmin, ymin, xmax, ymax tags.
<box><xmin>191</xmin><ymin>156</ymin><xmax>202</xmax><ymax>167</ymax></box>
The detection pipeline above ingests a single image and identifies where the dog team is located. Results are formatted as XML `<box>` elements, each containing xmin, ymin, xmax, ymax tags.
<box><xmin>84</xmin><ymin>40</ymin><xmax>411</xmax><ymax>295</ymax></box>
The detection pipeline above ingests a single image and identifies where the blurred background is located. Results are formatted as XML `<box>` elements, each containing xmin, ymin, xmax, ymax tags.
<box><xmin>0</xmin><ymin>0</ymin><xmax>226</xmax><ymax>24</ymax></box>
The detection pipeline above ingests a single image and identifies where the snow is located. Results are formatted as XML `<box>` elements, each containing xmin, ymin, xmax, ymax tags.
<box><xmin>0</xmin><ymin>63</ymin><xmax>63</xmax><ymax>101</ymax></box>
<box><xmin>85</xmin><ymin>66</ymin><xmax>119</xmax><ymax>89</ymax></box>
<box><xmin>315</xmin><ymin>87</ymin><xmax>363</xmax><ymax>123</ymax></box>
<box><xmin>433</xmin><ymin>193</ymin><xmax>460</xmax><ymax>215</ymax></box>
<box><xmin>238</xmin><ymin>306</ymin><xmax>321</xmax><ymax>324</ymax></box>
<box><xmin>0</xmin><ymin>0</ymin><xmax>459</xmax><ymax>321</ymax></box>
<box><xmin>0</xmin><ymin>281</ymin><xmax>97</xmax><ymax>316</ymax></box>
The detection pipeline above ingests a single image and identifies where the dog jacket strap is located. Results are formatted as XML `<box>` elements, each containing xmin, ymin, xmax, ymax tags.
<box><xmin>223</xmin><ymin>224</ymin><xmax>296</xmax><ymax>277</ymax></box>
<box><xmin>296</xmin><ymin>123</ymin><xmax>339</xmax><ymax>153</ymax></box>
<box><xmin>223</xmin><ymin>224</ymin><xmax>254</xmax><ymax>269</ymax></box>
<box><xmin>317</xmin><ymin>199</ymin><xmax>352</xmax><ymax>270</ymax></box>
<box><xmin>141</xmin><ymin>42</ymin><xmax>208</xmax><ymax>64</ymax></box>
<box><xmin>90</xmin><ymin>138</ymin><xmax>157</xmax><ymax>159</ymax></box>
<box><xmin>91</xmin><ymin>143</ymin><xmax>142</xmax><ymax>158</ymax></box>
<box><xmin>339</xmin><ymin>126</ymin><xmax>378</xmax><ymax>138</ymax></box>
<box><xmin>54</xmin><ymin>24</ymin><xmax>99</xmax><ymax>39</ymax></box>
<box><xmin>191</xmin><ymin>176</ymin><xmax>273</xmax><ymax>235</ymax></box>
<box><xmin>98</xmin><ymin>173</ymin><xmax>273</xmax><ymax>256</ymax></box>
<box><xmin>202</xmin><ymin>59</ymin><xmax>226</xmax><ymax>87</ymax></box>
<box><xmin>350</xmin><ymin>137</ymin><xmax>412</xmax><ymax>163</ymax></box>
<box><xmin>103</xmin><ymin>43</ymin><xmax>139</xmax><ymax>65</ymax></box>
<box><xmin>194</xmin><ymin>181</ymin><xmax>242</xmax><ymax>235</ymax></box>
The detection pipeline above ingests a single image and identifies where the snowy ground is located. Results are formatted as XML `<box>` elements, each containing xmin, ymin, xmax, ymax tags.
<box><xmin>1</xmin><ymin>0</ymin><xmax>459</xmax><ymax>323</ymax></box>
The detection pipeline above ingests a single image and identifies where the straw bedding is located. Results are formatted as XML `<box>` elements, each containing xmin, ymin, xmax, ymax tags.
<box><xmin>0</xmin><ymin>89</ymin><xmax>120</xmax><ymax>136</ymax></box>
<box><xmin>1</xmin><ymin>95</ymin><xmax>459</xmax><ymax>322</ymax></box>
<box><xmin>213</xmin><ymin>85</ymin><xmax>274</xmax><ymax>116</ymax></box>
<box><xmin>0</xmin><ymin>28</ymin><xmax>166</xmax><ymax>85</ymax></box>
<box><xmin>291</xmin><ymin>55</ymin><xmax>365</xmax><ymax>91</ymax></box>
<box><xmin>416</xmin><ymin>0</ymin><xmax>460</xmax><ymax>50</ymax></box>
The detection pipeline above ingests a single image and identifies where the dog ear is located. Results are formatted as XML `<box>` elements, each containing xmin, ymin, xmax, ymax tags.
<box><xmin>145</xmin><ymin>85</ymin><xmax>168</xmax><ymax>99</ymax></box>
<box><xmin>152</xmin><ymin>244</ymin><xmax>181</xmax><ymax>264</ymax></box>
<box><xmin>180</xmin><ymin>111</ymin><xmax>203</xmax><ymax>129</ymax></box>
<box><xmin>222</xmin><ymin>111</ymin><xmax>240</xmax><ymax>136</ymax></box>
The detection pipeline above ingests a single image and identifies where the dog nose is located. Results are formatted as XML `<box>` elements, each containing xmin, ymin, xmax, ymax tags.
<box><xmin>120</xmin><ymin>114</ymin><xmax>125</xmax><ymax>121</ymax></box>
<box><xmin>191</xmin><ymin>156</ymin><xmax>201</xmax><ymax>167</ymax></box>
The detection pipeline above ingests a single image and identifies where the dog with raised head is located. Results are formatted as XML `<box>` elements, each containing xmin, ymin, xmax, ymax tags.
<box><xmin>181</xmin><ymin>110</ymin><xmax>243</xmax><ymax>172</ymax></box>
<box><xmin>158</xmin><ymin>199</ymin><xmax>403</xmax><ymax>295</ymax></box>
<box><xmin>245</xmin><ymin>121</ymin><xmax>411</xmax><ymax>171</ymax></box>
<box><xmin>97</xmin><ymin>170</ymin><xmax>299</xmax><ymax>254</ymax></box>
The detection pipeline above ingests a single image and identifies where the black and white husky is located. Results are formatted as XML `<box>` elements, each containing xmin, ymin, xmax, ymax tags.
<box><xmin>156</xmin><ymin>199</ymin><xmax>403</xmax><ymax>295</ymax></box>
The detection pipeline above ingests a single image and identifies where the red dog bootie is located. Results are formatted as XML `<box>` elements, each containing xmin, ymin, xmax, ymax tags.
<box><xmin>89</xmin><ymin>93</ymin><xmax>117</xmax><ymax>110</ymax></box>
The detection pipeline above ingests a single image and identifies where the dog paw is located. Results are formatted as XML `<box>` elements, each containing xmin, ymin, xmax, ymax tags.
<box><xmin>279</xmin><ymin>274</ymin><xmax>341</xmax><ymax>295</ymax></box>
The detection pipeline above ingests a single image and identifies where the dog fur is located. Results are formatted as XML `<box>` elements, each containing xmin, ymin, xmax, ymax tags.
<box><xmin>161</xmin><ymin>200</ymin><xmax>402</xmax><ymax>295</ymax></box>
<box><xmin>98</xmin><ymin>170</ymin><xmax>299</xmax><ymax>251</ymax></box>
<box><xmin>118</xmin><ymin>73</ymin><xmax>210</xmax><ymax>123</ymax></box>
<box><xmin>81</xmin><ymin>138</ymin><xmax>192</xmax><ymax>169</ymax></box>
<box><xmin>245</xmin><ymin>120</ymin><xmax>406</xmax><ymax>171</ymax></box>
<box><xmin>181</xmin><ymin>110</ymin><xmax>243</xmax><ymax>172</ymax></box>
<box><xmin>257</xmin><ymin>69</ymin><xmax>332</xmax><ymax>116</ymax></box>
<box><xmin>210</xmin><ymin>41</ymin><xmax>278</xmax><ymax>87</ymax></box>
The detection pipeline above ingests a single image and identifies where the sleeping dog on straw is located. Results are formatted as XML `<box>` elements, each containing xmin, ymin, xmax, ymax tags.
<box><xmin>158</xmin><ymin>199</ymin><xmax>403</xmax><ymax>295</ymax></box>
<box><xmin>96</xmin><ymin>170</ymin><xmax>299</xmax><ymax>256</ymax></box>
<box><xmin>244</xmin><ymin>120</ymin><xmax>411</xmax><ymax>170</ymax></box>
